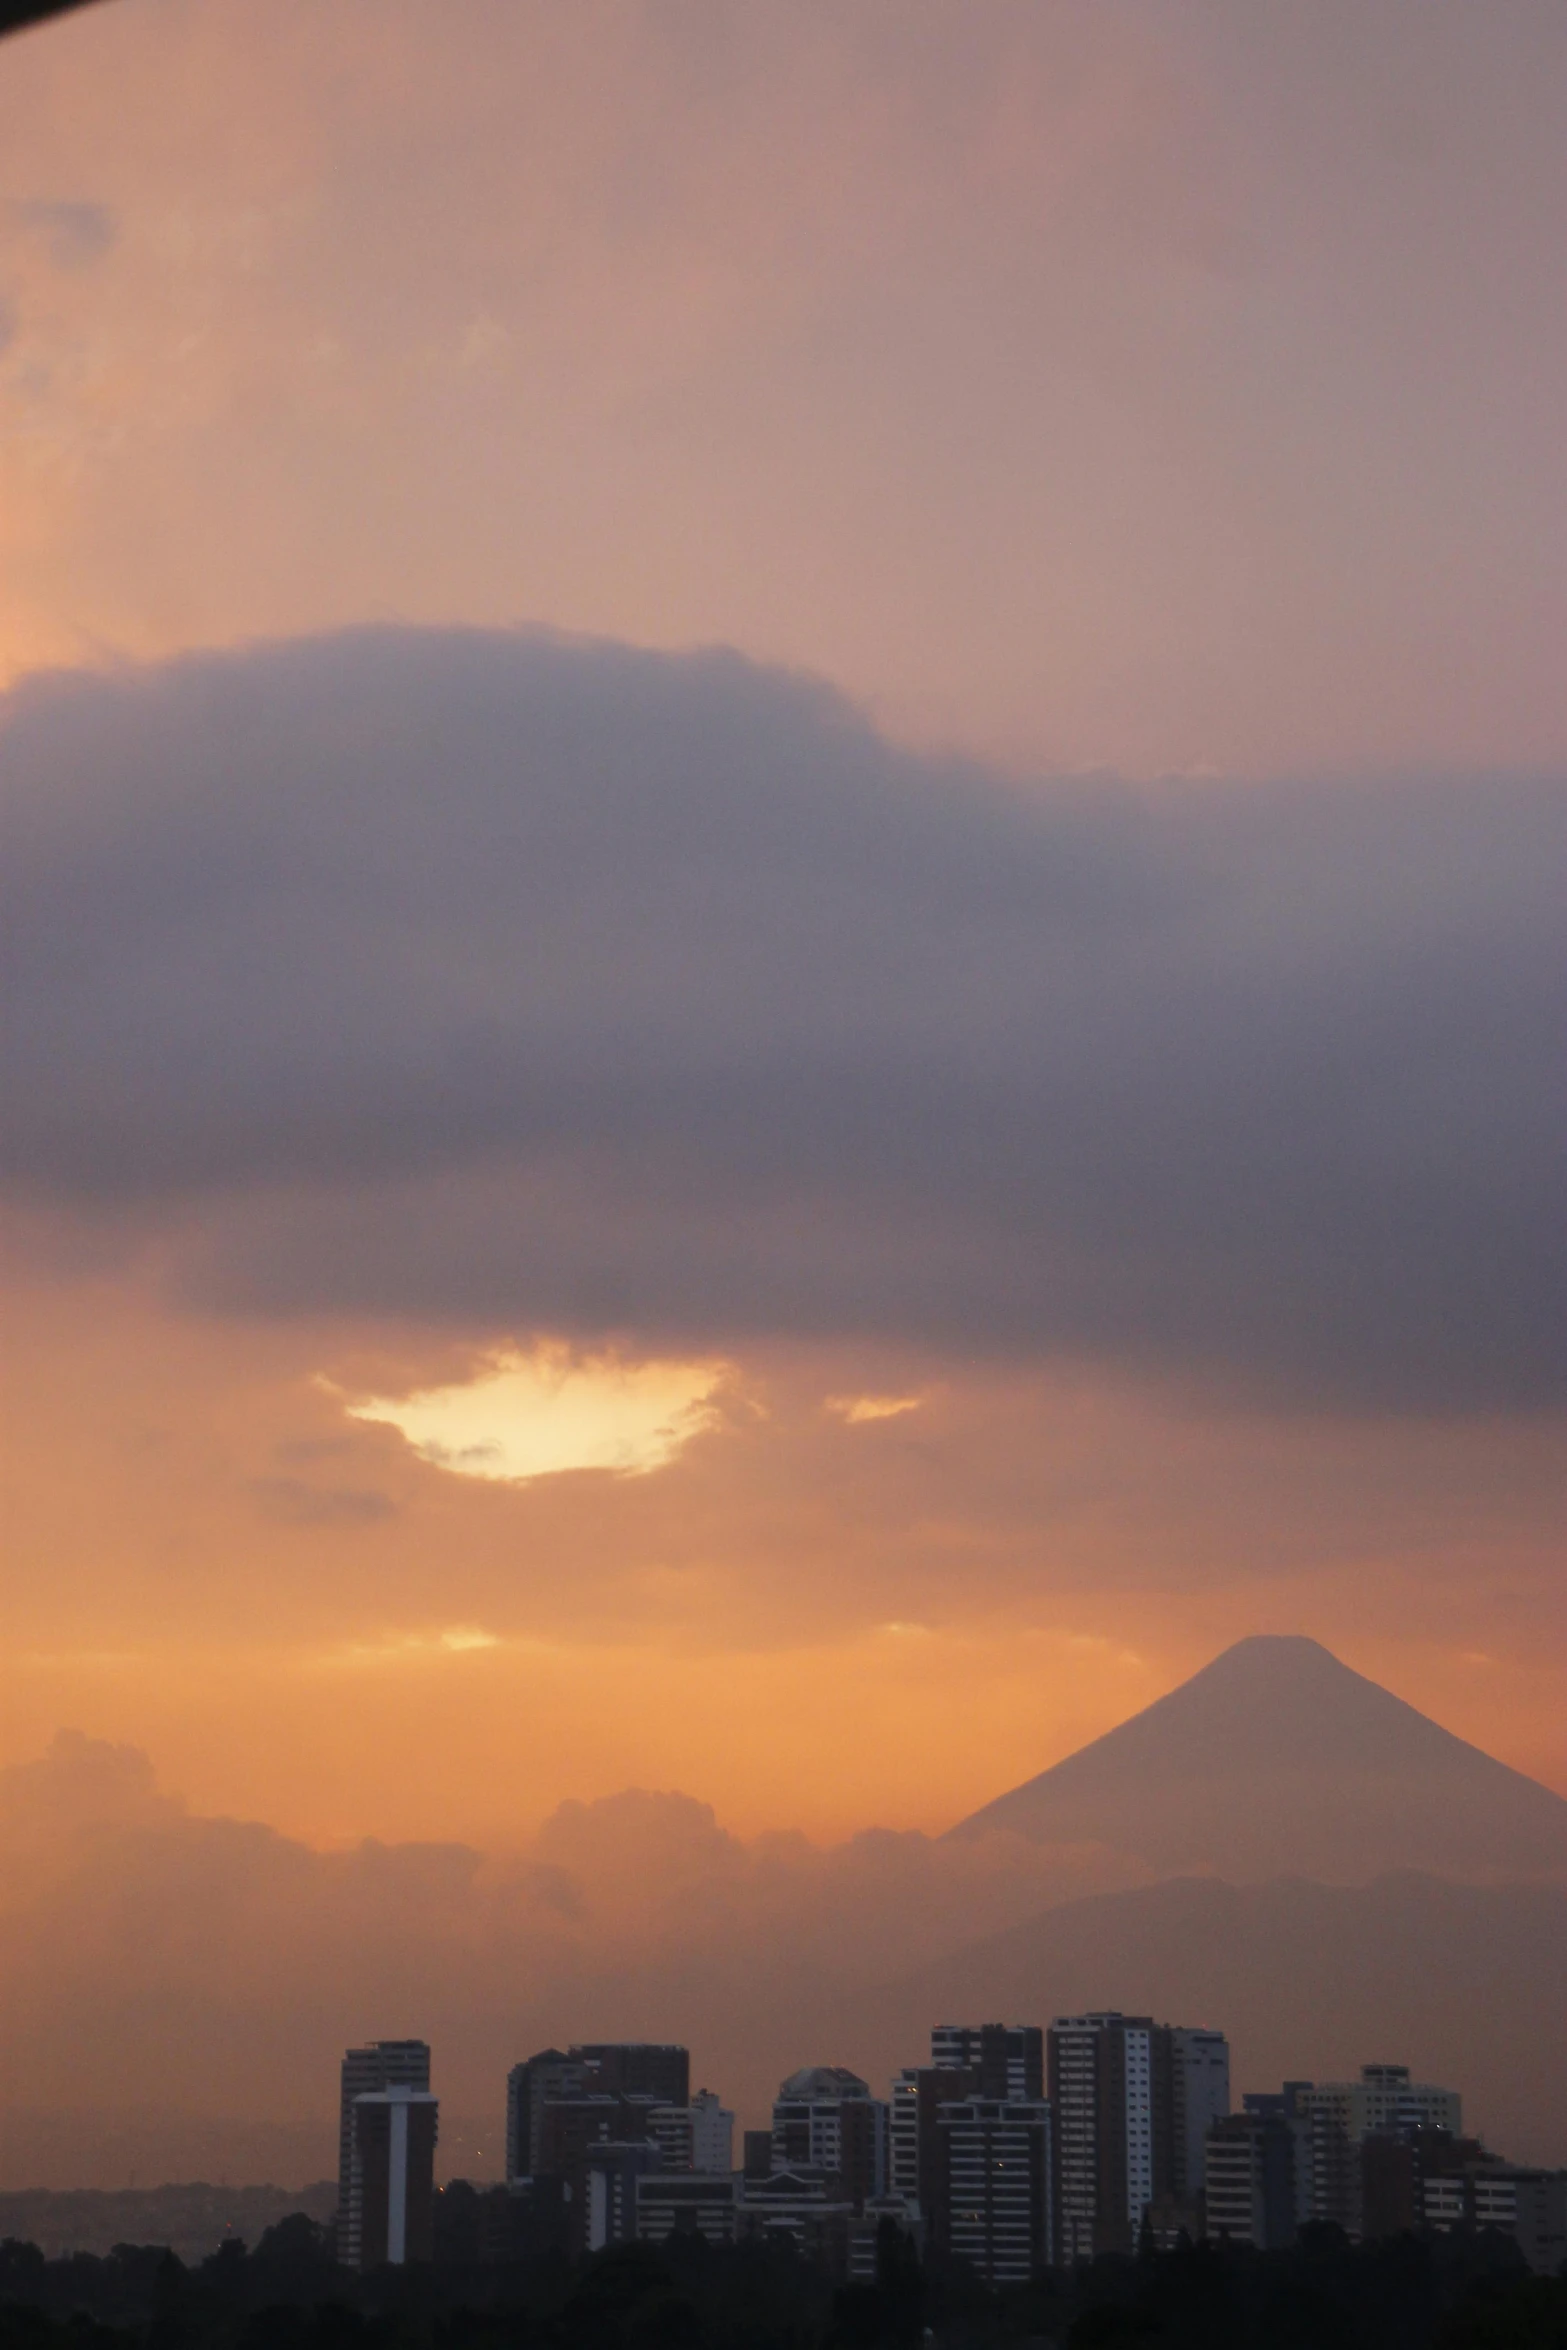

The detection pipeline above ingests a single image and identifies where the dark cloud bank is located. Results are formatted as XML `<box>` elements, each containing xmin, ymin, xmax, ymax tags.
<box><xmin>2</xmin><ymin>628</ymin><xmax>1561</xmax><ymax>1409</ymax></box>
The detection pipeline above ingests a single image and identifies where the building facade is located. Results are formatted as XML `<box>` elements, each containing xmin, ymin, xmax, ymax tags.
<box><xmin>1295</xmin><ymin>2065</ymin><xmax>1463</xmax><ymax>2239</ymax></box>
<box><xmin>1204</xmin><ymin>2099</ymin><xmax>1312</xmax><ymax>2250</ymax></box>
<box><xmin>934</xmin><ymin>2097</ymin><xmax>1052</xmax><ymax>2286</ymax></box>
<box><xmin>636</xmin><ymin>2170</ymin><xmax>741</xmax><ymax>2247</ymax></box>
<box><xmin>771</xmin><ymin>2067</ymin><xmax>887</xmax><ymax>2209</ymax></box>
<box><xmin>1424</xmin><ymin>2164</ymin><xmax>1567</xmax><ymax>2275</ymax></box>
<box><xmin>505</xmin><ymin>2049</ymin><xmax>584</xmax><ymax>2183</ymax></box>
<box><xmin>648</xmin><ymin>2088</ymin><xmax>734</xmax><ymax>2174</ymax></box>
<box><xmin>1048</xmin><ymin>2013</ymin><xmax>1229</xmax><ymax>2262</ymax></box>
<box><xmin>337</xmin><ymin>2040</ymin><xmax>431</xmax><ymax>2269</ymax></box>
<box><xmin>352</xmin><ymin>2087</ymin><xmax>439</xmax><ymax>2269</ymax></box>
<box><xmin>930</xmin><ymin>2025</ymin><xmax>1045</xmax><ymax>2101</ymax></box>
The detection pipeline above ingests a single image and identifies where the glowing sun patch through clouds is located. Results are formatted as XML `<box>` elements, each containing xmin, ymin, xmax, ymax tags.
<box><xmin>826</xmin><ymin>1393</ymin><xmax>924</xmax><ymax>1424</ymax></box>
<box><xmin>345</xmin><ymin>1346</ymin><xmax>727</xmax><ymax>1483</ymax></box>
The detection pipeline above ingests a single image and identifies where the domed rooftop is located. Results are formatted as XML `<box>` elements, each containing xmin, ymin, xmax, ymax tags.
<box><xmin>778</xmin><ymin>2064</ymin><xmax>870</xmax><ymax>2100</ymax></box>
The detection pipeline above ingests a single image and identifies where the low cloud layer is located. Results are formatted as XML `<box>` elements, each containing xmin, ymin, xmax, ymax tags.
<box><xmin>3</xmin><ymin>1733</ymin><xmax>1561</xmax><ymax>2186</ymax></box>
<box><xmin>0</xmin><ymin>1732</ymin><xmax>1142</xmax><ymax>2176</ymax></box>
<box><xmin>2</xmin><ymin>628</ymin><xmax>1561</xmax><ymax>1409</ymax></box>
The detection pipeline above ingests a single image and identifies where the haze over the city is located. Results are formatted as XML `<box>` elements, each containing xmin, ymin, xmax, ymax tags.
<box><xmin>0</xmin><ymin>0</ymin><xmax>1562</xmax><ymax>2190</ymax></box>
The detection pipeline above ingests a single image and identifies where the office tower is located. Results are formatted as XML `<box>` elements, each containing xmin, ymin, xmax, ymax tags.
<box><xmin>505</xmin><ymin>2043</ymin><xmax>691</xmax><ymax>2197</ymax></box>
<box><xmin>1204</xmin><ymin>2094</ymin><xmax>1311</xmax><ymax>2249</ymax></box>
<box><xmin>934</xmin><ymin>2098</ymin><xmax>1051</xmax><ymax>2285</ymax></box>
<box><xmin>337</xmin><ymin>2040</ymin><xmax>431</xmax><ymax>2268</ymax></box>
<box><xmin>1048</xmin><ymin>2013</ymin><xmax>1227</xmax><ymax>2261</ymax></box>
<box><xmin>931</xmin><ymin>2025</ymin><xmax>1044</xmax><ymax>2102</ymax></box>
<box><xmin>743</xmin><ymin>2129</ymin><xmax>775</xmax><ymax>2181</ymax></box>
<box><xmin>771</xmin><ymin>2067</ymin><xmax>888</xmax><ymax>2210</ymax></box>
<box><xmin>506</xmin><ymin>2049</ymin><xmax>584</xmax><ymax>2181</ymax></box>
<box><xmin>1171</xmin><ymin>2029</ymin><xmax>1230</xmax><ymax>2203</ymax></box>
<box><xmin>352</xmin><ymin>2086</ymin><xmax>439</xmax><ymax>2268</ymax></box>
<box><xmin>889</xmin><ymin>2060</ymin><xmax>989</xmax><ymax>2252</ymax></box>
<box><xmin>889</xmin><ymin>2070</ymin><xmax>921</xmax><ymax>2203</ymax></box>
<box><xmin>573</xmin><ymin>2044</ymin><xmax>690</xmax><ymax>2106</ymax></box>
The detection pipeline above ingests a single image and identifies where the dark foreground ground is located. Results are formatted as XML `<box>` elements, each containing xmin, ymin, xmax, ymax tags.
<box><xmin>1</xmin><ymin>2213</ymin><xmax>1562</xmax><ymax>2350</ymax></box>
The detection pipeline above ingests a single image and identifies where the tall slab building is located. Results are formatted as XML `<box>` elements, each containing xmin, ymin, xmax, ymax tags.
<box><xmin>1048</xmin><ymin>2012</ymin><xmax>1230</xmax><ymax>2261</ymax></box>
<box><xmin>336</xmin><ymin>2039</ymin><xmax>432</xmax><ymax>2270</ymax></box>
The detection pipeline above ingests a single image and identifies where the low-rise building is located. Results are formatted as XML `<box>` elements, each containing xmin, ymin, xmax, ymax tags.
<box><xmin>1424</xmin><ymin>2163</ymin><xmax>1567</xmax><ymax>2275</ymax></box>
<box><xmin>635</xmin><ymin>2171</ymin><xmax>740</xmax><ymax>2247</ymax></box>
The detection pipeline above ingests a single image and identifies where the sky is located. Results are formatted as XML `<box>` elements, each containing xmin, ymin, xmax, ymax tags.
<box><xmin>0</xmin><ymin>0</ymin><xmax>1563</xmax><ymax>2171</ymax></box>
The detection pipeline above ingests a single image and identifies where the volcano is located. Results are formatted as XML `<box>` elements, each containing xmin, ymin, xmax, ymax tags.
<box><xmin>948</xmin><ymin>1635</ymin><xmax>1567</xmax><ymax>1883</ymax></box>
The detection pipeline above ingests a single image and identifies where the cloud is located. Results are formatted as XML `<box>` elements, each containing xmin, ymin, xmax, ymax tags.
<box><xmin>0</xmin><ymin>1734</ymin><xmax>1143</xmax><ymax>2163</ymax></box>
<box><xmin>826</xmin><ymin>1394</ymin><xmax>925</xmax><ymax>1425</ymax></box>
<box><xmin>4</xmin><ymin>1731</ymin><xmax>1561</xmax><ymax>2182</ymax></box>
<box><xmin>6</xmin><ymin>200</ymin><xmax>115</xmax><ymax>270</ymax></box>
<box><xmin>1</xmin><ymin>627</ymin><xmax>1561</xmax><ymax>1411</ymax></box>
<box><xmin>248</xmin><ymin>1477</ymin><xmax>397</xmax><ymax>1527</ymax></box>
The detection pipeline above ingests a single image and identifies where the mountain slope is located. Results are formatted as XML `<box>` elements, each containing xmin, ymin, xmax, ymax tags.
<box><xmin>948</xmin><ymin>1635</ymin><xmax>1567</xmax><ymax>1882</ymax></box>
<box><xmin>858</xmin><ymin>1871</ymin><xmax>1567</xmax><ymax>2166</ymax></box>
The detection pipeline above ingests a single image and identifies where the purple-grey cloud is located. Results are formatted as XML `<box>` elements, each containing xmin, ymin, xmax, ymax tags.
<box><xmin>1</xmin><ymin>627</ymin><xmax>1561</xmax><ymax>1408</ymax></box>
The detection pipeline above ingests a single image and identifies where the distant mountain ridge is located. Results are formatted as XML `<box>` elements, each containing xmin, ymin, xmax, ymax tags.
<box><xmin>861</xmin><ymin>1870</ymin><xmax>1567</xmax><ymax>2166</ymax></box>
<box><xmin>949</xmin><ymin>1635</ymin><xmax>1567</xmax><ymax>1883</ymax></box>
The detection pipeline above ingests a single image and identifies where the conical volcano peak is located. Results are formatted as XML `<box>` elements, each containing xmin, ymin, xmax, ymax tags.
<box><xmin>949</xmin><ymin>1635</ymin><xmax>1567</xmax><ymax>1885</ymax></box>
<box><xmin>1198</xmin><ymin>1632</ymin><xmax>1344</xmax><ymax>1673</ymax></box>
<box><xmin>1122</xmin><ymin>1635</ymin><xmax>1442</xmax><ymax>1762</ymax></box>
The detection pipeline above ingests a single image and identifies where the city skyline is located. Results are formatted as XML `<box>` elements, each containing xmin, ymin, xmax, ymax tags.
<box><xmin>321</xmin><ymin>2024</ymin><xmax>1566</xmax><ymax>2283</ymax></box>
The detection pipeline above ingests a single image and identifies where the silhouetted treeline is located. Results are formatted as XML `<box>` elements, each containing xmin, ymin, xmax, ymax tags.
<box><xmin>1</xmin><ymin>2209</ymin><xmax>1563</xmax><ymax>2350</ymax></box>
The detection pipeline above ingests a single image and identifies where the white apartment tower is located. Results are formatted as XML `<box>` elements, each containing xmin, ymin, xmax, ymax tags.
<box><xmin>1048</xmin><ymin>2012</ymin><xmax>1230</xmax><ymax>2262</ymax></box>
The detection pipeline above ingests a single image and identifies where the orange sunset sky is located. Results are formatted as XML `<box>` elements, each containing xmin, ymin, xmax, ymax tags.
<box><xmin>1</xmin><ymin>0</ymin><xmax>1564</xmax><ymax>1888</ymax></box>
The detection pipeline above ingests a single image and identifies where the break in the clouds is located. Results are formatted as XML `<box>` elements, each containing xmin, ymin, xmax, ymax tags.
<box><xmin>1</xmin><ymin>628</ymin><xmax>1561</xmax><ymax>1411</ymax></box>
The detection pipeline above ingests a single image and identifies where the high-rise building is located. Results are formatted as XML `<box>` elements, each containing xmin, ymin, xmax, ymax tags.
<box><xmin>573</xmin><ymin>2044</ymin><xmax>690</xmax><ymax>2106</ymax></box>
<box><xmin>507</xmin><ymin>2043</ymin><xmax>717</xmax><ymax>2253</ymax></box>
<box><xmin>1171</xmin><ymin>2029</ymin><xmax>1230</xmax><ymax>2203</ymax></box>
<box><xmin>771</xmin><ymin>2067</ymin><xmax>888</xmax><ymax>2210</ymax></box>
<box><xmin>649</xmin><ymin>2088</ymin><xmax>734</xmax><ymax>2174</ymax></box>
<box><xmin>934</xmin><ymin>2098</ymin><xmax>1052</xmax><ymax>2286</ymax></box>
<box><xmin>889</xmin><ymin>2070</ymin><xmax>922</xmax><ymax>2204</ymax></box>
<box><xmin>505</xmin><ymin>2049</ymin><xmax>583</xmax><ymax>2182</ymax></box>
<box><xmin>1204</xmin><ymin>2094</ymin><xmax>1312</xmax><ymax>2250</ymax></box>
<box><xmin>352</xmin><ymin>2087</ymin><xmax>439</xmax><ymax>2269</ymax></box>
<box><xmin>889</xmin><ymin>2059</ymin><xmax>991</xmax><ymax>2253</ymax></box>
<box><xmin>505</xmin><ymin>2043</ymin><xmax>692</xmax><ymax>2192</ymax></box>
<box><xmin>931</xmin><ymin>2025</ymin><xmax>1044</xmax><ymax>2101</ymax></box>
<box><xmin>1047</xmin><ymin>2013</ymin><xmax>1229</xmax><ymax>2262</ymax></box>
<box><xmin>1295</xmin><ymin>2065</ymin><xmax>1463</xmax><ymax>2238</ymax></box>
<box><xmin>337</xmin><ymin>2040</ymin><xmax>431</xmax><ymax>2269</ymax></box>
